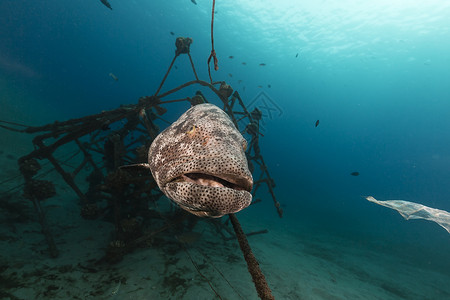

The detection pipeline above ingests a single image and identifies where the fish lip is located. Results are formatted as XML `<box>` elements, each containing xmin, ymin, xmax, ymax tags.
<box><xmin>167</xmin><ymin>172</ymin><xmax>253</xmax><ymax>193</ymax></box>
<box><xmin>164</xmin><ymin>180</ymin><xmax>253</xmax><ymax>217</ymax></box>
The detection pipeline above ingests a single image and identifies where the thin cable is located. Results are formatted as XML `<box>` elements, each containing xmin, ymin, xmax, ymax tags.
<box><xmin>195</xmin><ymin>248</ymin><xmax>246</xmax><ymax>300</ymax></box>
<box><xmin>181</xmin><ymin>243</ymin><xmax>223</xmax><ymax>299</ymax></box>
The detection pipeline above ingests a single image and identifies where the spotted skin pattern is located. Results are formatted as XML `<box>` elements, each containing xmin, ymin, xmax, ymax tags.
<box><xmin>148</xmin><ymin>103</ymin><xmax>253</xmax><ymax>217</ymax></box>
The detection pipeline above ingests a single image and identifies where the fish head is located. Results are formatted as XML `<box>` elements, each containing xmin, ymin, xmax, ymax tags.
<box><xmin>148</xmin><ymin>103</ymin><xmax>253</xmax><ymax>218</ymax></box>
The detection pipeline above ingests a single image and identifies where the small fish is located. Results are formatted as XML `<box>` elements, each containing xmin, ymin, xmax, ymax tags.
<box><xmin>174</xmin><ymin>65</ymin><xmax>178</xmax><ymax>69</ymax></box>
<box><xmin>170</xmin><ymin>31</ymin><xmax>175</xmax><ymax>36</ymax></box>
<box><xmin>238</xmin><ymin>80</ymin><xmax>242</xmax><ymax>84</ymax></box>
<box><xmin>191</xmin><ymin>0</ymin><xmax>197</xmax><ymax>5</ymax></box>
<box><xmin>228</xmin><ymin>73</ymin><xmax>233</xmax><ymax>77</ymax></box>
<box><xmin>242</xmin><ymin>62</ymin><xmax>246</xmax><ymax>65</ymax></box>
<box><xmin>315</xmin><ymin>120</ymin><xmax>319</xmax><ymax>127</ymax></box>
<box><xmin>109</xmin><ymin>73</ymin><xmax>118</xmax><ymax>81</ymax></box>
<box><xmin>259</xmin><ymin>63</ymin><xmax>266</xmax><ymax>66</ymax></box>
<box><xmin>267</xmin><ymin>84</ymin><xmax>271</xmax><ymax>88</ymax></box>
<box><xmin>350</xmin><ymin>172</ymin><xmax>360</xmax><ymax>176</ymax></box>
<box><xmin>229</xmin><ymin>55</ymin><xmax>234</xmax><ymax>59</ymax></box>
<box><xmin>243</xmin><ymin>86</ymin><xmax>246</xmax><ymax>91</ymax></box>
<box><xmin>295</xmin><ymin>53</ymin><xmax>298</xmax><ymax>58</ymax></box>
<box><xmin>100</xmin><ymin>0</ymin><xmax>112</xmax><ymax>10</ymax></box>
<box><xmin>257</xmin><ymin>85</ymin><xmax>262</xmax><ymax>88</ymax></box>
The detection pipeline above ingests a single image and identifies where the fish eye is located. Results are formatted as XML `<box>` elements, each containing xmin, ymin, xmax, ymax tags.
<box><xmin>187</xmin><ymin>125</ymin><xmax>197</xmax><ymax>136</ymax></box>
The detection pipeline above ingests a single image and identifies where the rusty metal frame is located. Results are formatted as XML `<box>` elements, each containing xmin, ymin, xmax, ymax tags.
<box><xmin>2</xmin><ymin>38</ymin><xmax>282</xmax><ymax>259</ymax></box>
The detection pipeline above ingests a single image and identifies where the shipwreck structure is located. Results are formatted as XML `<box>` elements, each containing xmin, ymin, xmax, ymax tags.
<box><xmin>1</xmin><ymin>37</ymin><xmax>282</xmax><ymax>263</ymax></box>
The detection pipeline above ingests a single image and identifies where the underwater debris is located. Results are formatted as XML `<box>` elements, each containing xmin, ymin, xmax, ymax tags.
<box><xmin>23</xmin><ymin>179</ymin><xmax>56</xmax><ymax>201</ymax></box>
<box><xmin>175</xmin><ymin>37</ymin><xmax>193</xmax><ymax>56</ymax></box>
<box><xmin>365</xmin><ymin>196</ymin><xmax>450</xmax><ymax>234</ymax></box>
<box><xmin>244</xmin><ymin>122</ymin><xmax>259</xmax><ymax>137</ymax></box>
<box><xmin>251</xmin><ymin>108</ymin><xmax>262</xmax><ymax>121</ymax></box>
<box><xmin>189</xmin><ymin>93</ymin><xmax>206</xmax><ymax>106</ymax></box>
<box><xmin>100</xmin><ymin>0</ymin><xmax>112</xmax><ymax>10</ymax></box>
<box><xmin>315</xmin><ymin>120</ymin><xmax>319</xmax><ymax>127</ymax></box>
<box><xmin>350</xmin><ymin>171</ymin><xmax>359</xmax><ymax>176</ymax></box>
<box><xmin>19</xmin><ymin>158</ymin><xmax>41</xmax><ymax>179</ymax></box>
<box><xmin>1</xmin><ymin>38</ymin><xmax>280</xmax><ymax>271</ymax></box>
<box><xmin>0</xmin><ymin>1</ymin><xmax>281</xmax><ymax>295</ymax></box>
<box><xmin>17</xmin><ymin>156</ymin><xmax>59</xmax><ymax>258</ymax></box>
<box><xmin>0</xmin><ymin>30</ymin><xmax>280</xmax><ymax>299</ymax></box>
<box><xmin>219</xmin><ymin>82</ymin><xmax>233</xmax><ymax>98</ymax></box>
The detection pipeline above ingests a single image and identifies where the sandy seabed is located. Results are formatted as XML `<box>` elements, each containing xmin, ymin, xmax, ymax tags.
<box><xmin>1</xmin><ymin>186</ymin><xmax>449</xmax><ymax>300</ymax></box>
<box><xmin>0</xmin><ymin>114</ymin><xmax>449</xmax><ymax>300</ymax></box>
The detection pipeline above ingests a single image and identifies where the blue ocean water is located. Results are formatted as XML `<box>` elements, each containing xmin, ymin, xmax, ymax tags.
<box><xmin>1</xmin><ymin>0</ymin><xmax>450</xmax><ymax>299</ymax></box>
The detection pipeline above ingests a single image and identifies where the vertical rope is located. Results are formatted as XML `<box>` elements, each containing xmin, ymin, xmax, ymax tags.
<box><xmin>207</xmin><ymin>0</ymin><xmax>219</xmax><ymax>83</ymax></box>
<box><xmin>229</xmin><ymin>214</ymin><xmax>275</xmax><ymax>300</ymax></box>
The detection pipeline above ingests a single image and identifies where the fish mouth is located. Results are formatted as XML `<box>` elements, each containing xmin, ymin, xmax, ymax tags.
<box><xmin>169</xmin><ymin>172</ymin><xmax>252</xmax><ymax>193</ymax></box>
<box><xmin>164</xmin><ymin>171</ymin><xmax>253</xmax><ymax>217</ymax></box>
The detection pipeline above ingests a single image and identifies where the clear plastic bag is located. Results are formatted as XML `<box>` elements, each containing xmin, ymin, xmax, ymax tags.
<box><xmin>366</xmin><ymin>196</ymin><xmax>450</xmax><ymax>234</ymax></box>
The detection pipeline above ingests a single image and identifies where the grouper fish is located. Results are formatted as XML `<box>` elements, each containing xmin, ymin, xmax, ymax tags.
<box><xmin>143</xmin><ymin>103</ymin><xmax>253</xmax><ymax>218</ymax></box>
